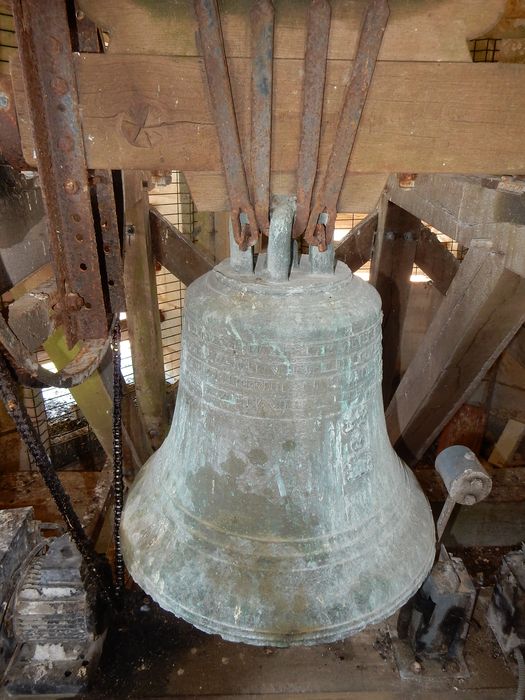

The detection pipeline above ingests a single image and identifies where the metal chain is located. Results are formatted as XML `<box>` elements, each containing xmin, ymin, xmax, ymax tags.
<box><xmin>112</xmin><ymin>320</ymin><xmax>125</xmax><ymax>601</ymax></box>
<box><xmin>0</xmin><ymin>351</ymin><xmax>115</xmax><ymax>603</ymax></box>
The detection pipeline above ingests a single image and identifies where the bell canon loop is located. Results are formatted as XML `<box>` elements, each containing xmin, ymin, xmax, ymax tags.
<box><xmin>121</xmin><ymin>197</ymin><xmax>435</xmax><ymax>646</ymax></box>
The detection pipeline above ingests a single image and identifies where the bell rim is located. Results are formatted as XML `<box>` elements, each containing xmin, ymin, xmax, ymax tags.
<box><xmin>126</xmin><ymin>541</ymin><xmax>435</xmax><ymax>647</ymax></box>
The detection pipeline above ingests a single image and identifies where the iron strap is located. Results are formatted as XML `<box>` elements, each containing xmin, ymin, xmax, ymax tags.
<box><xmin>304</xmin><ymin>0</ymin><xmax>390</xmax><ymax>250</ymax></box>
<box><xmin>12</xmin><ymin>0</ymin><xmax>108</xmax><ymax>345</ymax></box>
<box><xmin>194</xmin><ymin>0</ymin><xmax>260</xmax><ymax>251</ymax></box>
<box><xmin>250</xmin><ymin>0</ymin><xmax>274</xmax><ymax>237</ymax></box>
<box><xmin>293</xmin><ymin>0</ymin><xmax>331</xmax><ymax>240</ymax></box>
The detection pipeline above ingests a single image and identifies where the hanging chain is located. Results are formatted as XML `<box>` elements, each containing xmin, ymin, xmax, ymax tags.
<box><xmin>112</xmin><ymin>320</ymin><xmax>125</xmax><ymax>601</ymax></box>
<box><xmin>0</xmin><ymin>351</ymin><xmax>115</xmax><ymax>604</ymax></box>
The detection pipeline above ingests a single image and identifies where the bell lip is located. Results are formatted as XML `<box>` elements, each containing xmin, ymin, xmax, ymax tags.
<box><xmin>125</xmin><ymin>541</ymin><xmax>435</xmax><ymax>647</ymax></box>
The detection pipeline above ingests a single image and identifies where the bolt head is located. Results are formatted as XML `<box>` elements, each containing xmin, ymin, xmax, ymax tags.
<box><xmin>64</xmin><ymin>179</ymin><xmax>79</xmax><ymax>194</ymax></box>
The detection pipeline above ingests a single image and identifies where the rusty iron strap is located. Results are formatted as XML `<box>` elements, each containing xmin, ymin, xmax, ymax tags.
<box><xmin>304</xmin><ymin>0</ymin><xmax>389</xmax><ymax>250</ymax></box>
<box><xmin>194</xmin><ymin>0</ymin><xmax>259</xmax><ymax>251</ymax></box>
<box><xmin>292</xmin><ymin>0</ymin><xmax>331</xmax><ymax>240</ymax></box>
<box><xmin>12</xmin><ymin>0</ymin><xmax>108</xmax><ymax>345</ymax></box>
<box><xmin>92</xmin><ymin>171</ymin><xmax>126</xmax><ymax>314</ymax></box>
<box><xmin>250</xmin><ymin>0</ymin><xmax>274</xmax><ymax>237</ymax></box>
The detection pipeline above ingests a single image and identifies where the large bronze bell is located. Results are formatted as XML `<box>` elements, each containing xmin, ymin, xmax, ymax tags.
<box><xmin>121</xmin><ymin>197</ymin><xmax>435</xmax><ymax>646</ymax></box>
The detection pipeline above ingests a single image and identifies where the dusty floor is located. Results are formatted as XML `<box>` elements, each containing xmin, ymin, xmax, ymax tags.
<box><xmin>82</xmin><ymin>586</ymin><xmax>517</xmax><ymax>700</ymax></box>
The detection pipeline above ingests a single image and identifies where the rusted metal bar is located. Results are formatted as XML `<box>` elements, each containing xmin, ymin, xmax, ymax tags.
<box><xmin>194</xmin><ymin>0</ymin><xmax>259</xmax><ymax>251</ymax></box>
<box><xmin>92</xmin><ymin>171</ymin><xmax>126</xmax><ymax>313</ymax></box>
<box><xmin>250</xmin><ymin>0</ymin><xmax>274</xmax><ymax>237</ymax></box>
<box><xmin>292</xmin><ymin>0</ymin><xmax>331</xmax><ymax>240</ymax></box>
<box><xmin>305</xmin><ymin>0</ymin><xmax>389</xmax><ymax>250</ymax></box>
<box><xmin>12</xmin><ymin>0</ymin><xmax>108</xmax><ymax>345</ymax></box>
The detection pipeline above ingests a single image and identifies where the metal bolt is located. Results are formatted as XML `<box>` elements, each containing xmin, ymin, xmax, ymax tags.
<box><xmin>64</xmin><ymin>179</ymin><xmax>79</xmax><ymax>194</ymax></box>
<box><xmin>385</xmin><ymin>231</ymin><xmax>395</xmax><ymax>241</ymax></box>
<box><xmin>470</xmin><ymin>478</ymin><xmax>483</xmax><ymax>490</ymax></box>
<box><xmin>0</xmin><ymin>93</ymin><xmax>9</xmax><ymax>110</ymax></box>
<box><xmin>410</xmin><ymin>660</ymin><xmax>422</xmax><ymax>674</ymax></box>
<box><xmin>76</xmin><ymin>9</ymin><xmax>85</xmax><ymax>20</ymax></box>
<box><xmin>464</xmin><ymin>494</ymin><xmax>476</xmax><ymax>506</ymax></box>
<box><xmin>126</xmin><ymin>224</ymin><xmax>135</xmax><ymax>236</ymax></box>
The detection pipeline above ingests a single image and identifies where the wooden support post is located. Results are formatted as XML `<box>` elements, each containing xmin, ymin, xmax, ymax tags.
<box><xmin>123</xmin><ymin>171</ymin><xmax>168</xmax><ymax>450</ymax></box>
<box><xmin>150</xmin><ymin>208</ymin><xmax>213</xmax><ymax>286</ymax></box>
<box><xmin>335</xmin><ymin>212</ymin><xmax>377</xmax><ymax>272</ymax></box>
<box><xmin>414</xmin><ymin>227</ymin><xmax>460</xmax><ymax>295</ymax></box>
<box><xmin>386</xmin><ymin>240</ymin><xmax>525</xmax><ymax>461</ymax></box>
<box><xmin>370</xmin><ymin>200</ymin><xmax>420</xmax><ymax>405</ymax></box>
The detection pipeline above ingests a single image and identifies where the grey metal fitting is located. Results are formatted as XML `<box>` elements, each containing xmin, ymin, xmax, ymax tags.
<box><xmin>435</xmin><ymin>445</ymin><xmax>492</xmax><ymax>506</ymax></box>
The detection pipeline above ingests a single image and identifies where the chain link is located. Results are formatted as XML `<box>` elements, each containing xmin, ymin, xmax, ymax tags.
<box><xmin>112</xmin><ymin>321</ymin><xmax>125</xmax><ymax>601</ymax></box>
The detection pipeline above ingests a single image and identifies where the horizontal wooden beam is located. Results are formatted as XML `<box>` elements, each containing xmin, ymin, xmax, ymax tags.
<box><xmin>12</xmin><ymin>57</ymin><xmax>525</xmax><ymax>182</ymax></box>
<box><xmin>78</xmin><ymin>0</ymin><xmax>503</xmax><ymax>62</ymax></box>
<box><xmin>385</xmin><ymin>174</ymin><xmax>525</xmax><ymax>278</ymax></box>
<box><xmin>334</xmin><ymin>212</ymin><xmax>377</xmax><ymax>272</ymax></box>
<box><xmin>415</xmin><ymin>227</ymin><xmax>460</xmax><ymax>295</ymax></box>
<box><xmin>150</xmin><ymin>208</ymin><xmax>213</xmax><ymax>286</ymax></box>
<box><xmin>185</xmin><ymin>172</ymin><xmax>387</xmax><ymax>214</ymax></box>
<box><xmin>386</xmin><ymin>241</ymin><xmax>525</xmax><ymax>461</ymax></box>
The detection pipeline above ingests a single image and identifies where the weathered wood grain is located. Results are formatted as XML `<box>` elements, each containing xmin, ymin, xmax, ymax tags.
<box><xmin>150</xmin><ymin>207</ymin><xmax>213</xmax><ymax>285</ymax></box>
<box><xmin>386</xmin><ymin>241</ymin><xmax>525</xmax><ymax>460</ymax></box>
<box><xmin>335</xmin><ymin>212</ymin><xmax>377</xmax><ymax>272</ymax></box>
<box><xmin>370</xmin><ymin>200</ymin><xmax>420</xmax><ymax>405</ymax></box>
<box><xmin>77</xmin><ymin>0</ymin><xmax>504</xmax><ymax>62</ymax></box>
<box><xmin>415</xmin><ymin>227</ymin><xmax>460</xmax><ymax>295</ymax></box>
<box><xmin>12</xmin><ymin>56</ymin><xmax>525</xmax><ymax>180</ymax></box>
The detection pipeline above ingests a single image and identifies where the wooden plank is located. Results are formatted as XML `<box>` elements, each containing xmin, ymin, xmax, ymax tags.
<box><xmin>185</xmin><ymin>172</ymin><xmax>387</xmax><ymax>214</ymax></box>
<box><xmin>385</xmin><ymin>173</ymin><xmax>525</xmax><ymax>280</ymax></box>
<box><xmin>123</xmin><ymin>171</ymin><xmax>168</xmax><ymax>450</ymax></box>
<box><xmin>12</xmin><ymin>57</ymin><xmax>525</xmax><ymax>177</ymax></box>
<box><xmin>414</xmin><ymin>227</ymin><xmax>460</xmax><ymax>295</ymax></box>
<box><xmin>386</xmin><ymin>241</ymin><xmax>525</xmax><ymax>461</ymax></box>
<box><xmin>77</xmin><ymin>0</ymin><xmax>504</xmax><ymax>62</ymax></box>
<box><xmin>489</xmin><ymin>418</ymin><xmax>525</xmax><ymax>467</ymax></box>
<box><xmin>335</xmin><ymin>212</ymin><xmax>377</xmax><ymax>272</ymax></box>
<box><xmin>370</xmin><ymin>200</ymin><xmax>420</xmax><ymax>405</ymax></box>
<box><xmin>150</xmin><ymin>208</ymin><xmax>213</xmax><ymax>286</ymax></box>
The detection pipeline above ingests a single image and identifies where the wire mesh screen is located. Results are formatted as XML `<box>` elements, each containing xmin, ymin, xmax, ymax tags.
<box><xmin>0</xmin><ymin>12</ymin><xmax>16</xmax><ymax>75</ymax></box>
<box><xmin>149</xmin><ymin>172</ymin><xmax>195</xmax><ymax>237</ymax></box>
<box><xmin>157</xmin><ymin>265</ymin><xmax>185</xmax><ymax>385</ymax></box>
<box><xmin>468</xmin><ymin>38</ymin><xmax>500</xmax><ymax>62</ymax></box>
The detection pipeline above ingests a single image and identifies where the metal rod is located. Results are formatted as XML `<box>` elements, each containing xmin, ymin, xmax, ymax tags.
<box><xmin>194</xmin><ymin>0</ymin><xmax>259</xmax><ymax>250</ymax></box>
<box><xmin>293</xmin><ymin>0</ymin><xmax>331</xmax><ymax>240</ymax></box>
<box><xmin>305</xmin><ymin>0</ymin><xmax>389</xmax><ymax>250</ymax></box>
<box><xmin>267</xmin><ymin>197</ymin><xmax>296</xmax><ymax>281</ymax></box>
<box><xmin>12</xmin><ymin>0</ymin><xmax>108</xmax><ymax>345</ymax></box>
<box><xmin>251</xmin><ymin>0</ymin><xmax>274</xmax><ymax>237</ymax></box>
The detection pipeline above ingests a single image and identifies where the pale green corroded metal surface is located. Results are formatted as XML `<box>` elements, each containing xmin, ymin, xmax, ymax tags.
<box><xmin>121</xmin><ymin>249</ymin><xmax>435</xmax><ymax>646</ymax></box>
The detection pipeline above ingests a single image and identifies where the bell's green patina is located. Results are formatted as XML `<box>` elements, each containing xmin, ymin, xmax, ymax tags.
<box><xmin>121</xmin><ymin>198</ymin><xmax>435</xmax><ymax>646</ymax></box>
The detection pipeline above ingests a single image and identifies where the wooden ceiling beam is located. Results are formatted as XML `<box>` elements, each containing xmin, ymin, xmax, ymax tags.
<box><xmin>12</xmin><ymin>57</ymin><xmax>525</xmax><ymax>185</ymax></box>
